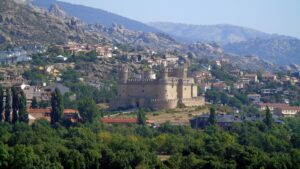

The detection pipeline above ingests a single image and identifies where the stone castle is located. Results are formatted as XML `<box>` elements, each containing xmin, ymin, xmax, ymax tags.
<box><xmin>110</xmin><ymin>66</ymin><xmax>205</xmax><ymax>110</ymax></box>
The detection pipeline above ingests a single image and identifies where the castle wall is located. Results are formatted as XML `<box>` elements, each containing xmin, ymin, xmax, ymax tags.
<box><xmin>150</xmin><ymin>99</ymin><xmax>178</xmax><ymax>109</ymax></box>
<box><xmin>111</xmin><ymin>67</ymin><xmax>205</xmax><ymax>110</ymax></box>
<box><xmin>181</xmin><ymin>97</ymin><xmax>205</xmax><ymax>107</ymax></box>
<box><xmin>192</xmin><ymin>85</ymin><xmax>198</xmax><ymax>97</ymax></box>
<box><xmin>165</xmin><ymin>84</ymin><xmax>178</xmax><ymax>100</ymax></box>
<box><xmin>182</xmin><ymin>84</ymin><xmax>193</xmax><ymax>99</ymax></box>
<box><xmin>126</xmin><ymin>83</ymin><xmax>159</xmax><ymax>98</ymax></box>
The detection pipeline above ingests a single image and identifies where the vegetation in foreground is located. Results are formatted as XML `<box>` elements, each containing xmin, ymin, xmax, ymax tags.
<box><xmin>0</xmin><ymin>115</ymin><xmax>300</xmax><ymax>169</ymax></box>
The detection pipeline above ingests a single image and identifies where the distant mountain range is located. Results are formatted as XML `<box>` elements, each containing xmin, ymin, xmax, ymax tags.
<box><xmin>224</xmin><ymin>37</ymin><xmax>300</xmax><ymax>65</ymax></box>
<box><xmin>2</xmin><ymin>0</ymin><xmax>300</xmax><ymax>67</ymax></box>
<box><xmin>32</xmin><ymin>0</ymin><xmax>159</xmax><ymax>33</ymax></box>
<box><xmin>149</xmin><ymin>22</ymin><xmax>273</xmax><ymax>45</ymax></box>
<box><xmin>150</xmin><ymin>22</ymin><xmax>300</xmax><ymax>65</ymax></box>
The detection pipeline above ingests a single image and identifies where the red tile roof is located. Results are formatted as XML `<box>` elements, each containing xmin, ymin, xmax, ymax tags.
<box><xmin>28</xmin><ymin>108</ymin><xmax>78</xmax><ymax>114</ymax></box>
<box><xmin>276</xmin><ymin>106</ymin><xmax>300</xmax><ymax>111</ymax></box>
<box><xmin>257</xmin><ymin>103</ymin><xmax>288</xmax><ymax>108</ymax></box>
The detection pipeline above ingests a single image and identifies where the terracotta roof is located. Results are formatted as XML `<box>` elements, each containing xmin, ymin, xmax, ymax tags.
<box><xmin>276</xmin><ymin>106</ymin><xmax>300</xmax><ymax>111</ymax></box>
<box><xmin>28</xmin><ymin>108</ymin><xmax>78</xmax><ymax>114</ymax></box>
<box><xmin>28</xmin><ymin>108</ymin><xmax>51</xmax><ymax>114</ymax></box>
<box><xmin>257</xmin><ymin>103</ymin><xmax>288</xmax><ymax>108</ymax></box>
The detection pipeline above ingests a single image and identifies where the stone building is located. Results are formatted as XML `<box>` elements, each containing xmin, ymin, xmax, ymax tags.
<box><xmin>110</xmin><ymin>66</ymin><xmax>205</xmax><ymax>110</ymax></box>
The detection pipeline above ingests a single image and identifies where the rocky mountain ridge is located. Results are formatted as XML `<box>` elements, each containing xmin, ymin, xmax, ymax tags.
<box><xmin>0</xmin><ymin>0</ymin><xmax>283</xmax><ymax>71</ymax></box>
<box><xmin>149</xmin><ymin>22</ymin><xmax>273</xmax><ymax>45</ymax></box>
<box><xmin>33</xmin><ymin>0</ymin><xmax>159</xmax><ymax>33</ymax></box>
<box><xmin>0</xmin><ymin>0</ymin><xmax>102</xmax><ymax>48</ymax></box>
<box><xmin>224</xmin><ymin>37</ymin><xmax>300</xmax><ymax>65</ymax></box>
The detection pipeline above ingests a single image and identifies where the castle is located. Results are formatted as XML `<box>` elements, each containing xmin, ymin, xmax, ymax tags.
<box><xmin>110</xmin><ymin>66</ymin><xmax>205</xmax><ymax>110</ymax></box>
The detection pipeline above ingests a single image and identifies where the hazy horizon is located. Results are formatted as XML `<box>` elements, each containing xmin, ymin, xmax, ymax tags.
<box><xmin>57</xmin><ymin>0</ymin><xmax>300</xmax><ymax>38</ymax></box>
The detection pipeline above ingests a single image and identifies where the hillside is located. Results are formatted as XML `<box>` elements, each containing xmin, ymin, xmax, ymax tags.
<box><xmin>224</xmin><ymin>37</ymin><xmax>300</xmax><ymax>65</ymax></box>
<box><xmin>32</xmin><ymin>0</ymin><xmax>159</xmax><ymax>33</ymax></box>
<box><xmin>150</xmin><ymin>22</ymin><xmax>300</xmax><ymax>65</ymax></box>
<box><xmin>0</xmin><ymin>0</ymin><xmax>179</xmax><ymax>52</ymax></box>
<box><xmin>0</xmin><ymin>0</ymin><xmax>103</xmax><ymax>48</ymax></box>
<box><xmin>149</xmin><ymin>22</ymin><xmax>271</xmax><ymax>44</ymax></box>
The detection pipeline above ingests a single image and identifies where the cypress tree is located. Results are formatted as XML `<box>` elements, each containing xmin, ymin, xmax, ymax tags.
<box><xmin>5</xmin><ymin>88</ymin><xmax>11</xmax><ymax>122</ymax></box>
<box><xmin>19</xmin><ymin>90</ymin><xmax>28</xmax><ymax>123</ymax></box>
<box><xmin>137</xmin><ymin>110</ymin><xmax>146</xmax><ymax>125</ymax></box>
<box><xmin>264</xmin><ymin>106</ymin><xmax>273</xmax><ymax>127</ymax></box>
<box><xmin>208</xmin><ymin>107</ymin><xmax>217</xmax><ymax>125</ymax></box>
<box><xmin>31</xmin><ymin>96</ymin><xmax>38</xmax><ymax>108</ymax></box>
<box><xmin>0</xmin><ymin>85</ymin><xmax>3</xmax><ymax>122</ymax></box>
<box><xmin>11</xmin><ymin>87</ymin><xmax>19</xmax><ymax>124</ymax></box>
<box><xmin>50</xmin><ymin>88</ymin><xmax>64</xmax><ymax>125</ymax></box>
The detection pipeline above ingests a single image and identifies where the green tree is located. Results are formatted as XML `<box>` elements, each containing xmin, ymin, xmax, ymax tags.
<box><xmin>0</xmin><ymin>144</ymin><xmax>9</xmax><ymax>168</ymax></box>
<box><xmin>19</xmin><ymin>91</ymin><xmax>28</xmax><ymax>123</ymax></box>
<box><xmin>137</xmin><ymin>110</ymin><xmax>146</xmax><ymax>125</ymax></box>
<box><xmin>0</xmin><ymin>85</ymin><xmax>4</xmax><ymax>122</ymax></box>
<box><xmin>51</xmin><ymin>88</ymin><xmax>64</xmax><ymax>125</ymax></box>
<box><xmin>77</xmin><ymin>98</ymin><xmax>98</xmax><ymax>123</ymax></box>
<box><xmin>208</xmin><ymin>107</ymin><xmax>217</xmax><ymax>125</ymax></box>
<box><xmin>264</xmin><ymin>106</ymin><xmax>273</xmax><ymax>127</ymax></box>
<box><xmin>31</xmin><ymin>97</ymin><xmax>38</xmax><ymax>109</ymax></box>
<box><xmin>9</xmin><ymin>145</ymin><xmax>41</xmax><ymax>169</ymax></box>
<box><xmin>12</xmin><ymin>87</ymin><xmax>19</xmax><ymax>124</ymax></box>
<box><xmin>5</xmin><ymin>89</ymin><xmax>11</xmax><ymax>123</ymax></box>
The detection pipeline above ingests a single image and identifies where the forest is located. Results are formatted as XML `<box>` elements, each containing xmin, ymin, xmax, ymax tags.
<box><xmin>0</xmin><ymin>115</ymin><xmax>300</xmax><ymax>169</ymax></box>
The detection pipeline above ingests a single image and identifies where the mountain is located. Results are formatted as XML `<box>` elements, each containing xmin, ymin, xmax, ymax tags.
<box><xmin>149</xmin><ymin>22</ymin><xmax>272</xmax><ymax>44</ymax></box>
<box><xmin>224</xmin><ymin>37</ymin><xmax>300</xmax><ymax>65</ymax></box>
<box><xmin>150</xmin><ymin>22</ymin><xmax>300</xmax><ymax>65</ymax></box>
<box><xmin>0</xmin><ymin>0</ymin><xmax>104</xmax><ymax>49</ymax></box>
<box><xmin>32</xmin><ymin>0</ymin><xmax>159</xmax><ymax>33</ymax></box>
<box><xmin>0</xmin><ymin>0</ymin><xmax>283</xmax><ymax>70</ymax></box>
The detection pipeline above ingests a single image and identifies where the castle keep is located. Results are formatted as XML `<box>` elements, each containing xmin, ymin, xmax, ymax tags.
<box><xmin>110</xmin><ymin>66</ymin><xmax>205</xmax><ymax>110</ymax></box>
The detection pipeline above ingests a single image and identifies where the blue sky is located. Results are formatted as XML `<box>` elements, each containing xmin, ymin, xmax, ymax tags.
<box><xmin>60</xmin><ymin>0</ymin><xmax>300</xmax><ymax>38</ymax></box>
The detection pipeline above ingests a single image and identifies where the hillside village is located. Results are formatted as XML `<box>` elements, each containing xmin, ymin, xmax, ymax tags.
<box><xmin>1</xmin><ymin>40</ymin><xmax>300</xmax><ymax>126</ymax></box>
<box><xmin>1</xmin><ymin>0</ymin><xmax>300</xmax><ymax>168</ymax></box>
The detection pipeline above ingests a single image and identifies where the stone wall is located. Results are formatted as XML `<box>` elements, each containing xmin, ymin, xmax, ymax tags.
<box><xmin>181</xmin><ymin>97</ymin><xmax>205</xmax><ymax>107</ymax></box>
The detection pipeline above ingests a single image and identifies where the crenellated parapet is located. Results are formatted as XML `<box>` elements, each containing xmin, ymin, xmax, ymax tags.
<box><xmin>110</xmin><ymin>64</ymin><xmax>205</xmax><ymax>110</ymax></box>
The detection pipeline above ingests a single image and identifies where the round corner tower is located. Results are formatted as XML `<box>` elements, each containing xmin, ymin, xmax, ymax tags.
<box><xmin>120</xmin><ymin>66</ymin><xmax>129</xmax><ymax>83</ymax></box>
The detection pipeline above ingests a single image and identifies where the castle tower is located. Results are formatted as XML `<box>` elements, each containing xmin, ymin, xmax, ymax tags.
<box><xmin>176</xmin><ymin>67</ymin><xmax>187</xmax><ymax>78</ymax></box>
<box><xmin>120</xmin><ymin>66</ymin><xmax>128</xmax><ymax>83</ymax></box>
<box><xmin>161</xmin><ymin>67</ymin><xmax>168</xmax><ymax>80</ymax></box>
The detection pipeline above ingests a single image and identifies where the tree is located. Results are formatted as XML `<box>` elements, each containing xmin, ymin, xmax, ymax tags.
<box><xmin>78</xmin><ymin>98</ymin><xmax>98</xmax><ymax>123</ymax></box>
<box><xmin>208</xmin><ymin>107</ymin><xmax>217</xmax><ymax>125</ymax></box>
<box><xmin>137</xmin><ymin>110</ymin><xmax>146</xmax><ymax>125</ymax></box>
<box><xmin>50</xmin><ymin>88</ymin><xmax>64</xmax><ymax>125</ymax></box>
<box><xmin>4</xmin><ymin>89</ymin><xmax>11</xmax><ymax>123</ymax></box>
<box><xmin>19</xmin><ymin>91</ymin><xmax>28</xmax><ymax>123</ymax></box>
<box><xmin>0</xmin><ymin>85</ymin><xmax>4</xmax><ymax>122</ymax></box>
<box><xmin>12</xmin><ymin>87</ymin><xmax>19</xmax><ymax>124</ymax></box>
<box><xmin>31</xmin><ymin>97</ymin><xmax>38</xmax><ymax>109</ymax></box>
<box><xmin>264</xmin><ymin>106</ymin><xmax>273</xmax><ymax>127</ymax></box>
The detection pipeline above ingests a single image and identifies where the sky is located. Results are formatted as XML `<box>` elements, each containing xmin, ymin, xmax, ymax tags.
<box><xmin>60</xmin><ymin>0</ymin><xmax>300</xmax><ymax>38</ymax></box>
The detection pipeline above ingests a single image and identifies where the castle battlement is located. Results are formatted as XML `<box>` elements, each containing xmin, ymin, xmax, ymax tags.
<box><xmin>150</xmin><ymin>99</ymin><xmax>178</xmax><ymax>102</ymax></box>
<box><xmin>127</xmin><ymin>78</ymin><xmax>157</xmax><ymax>83</ymax></box>
<box><xmin>110</xmin><ymin>65</ymin><xmax>205</xmax><ymax>110</ymax></box>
